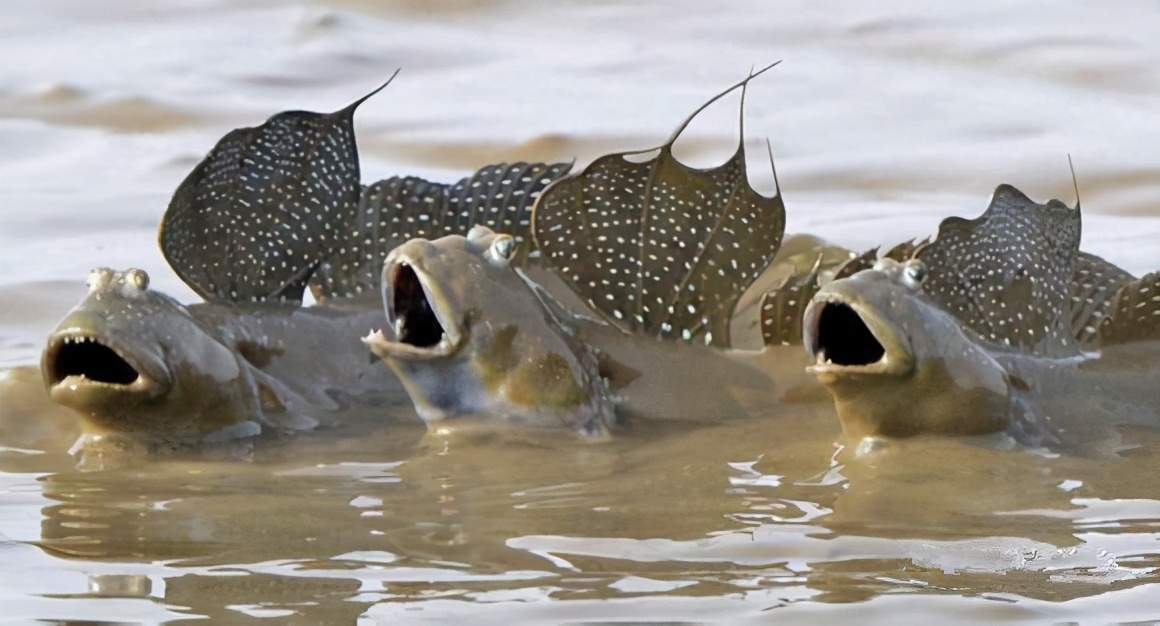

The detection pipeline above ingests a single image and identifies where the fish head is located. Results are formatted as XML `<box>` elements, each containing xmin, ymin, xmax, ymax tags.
<box><xmin>41</xmin><ymin>268</ymin><xmax>257</xmax><ymax>446</ymax></box>
<box><xmin>803</xmin><ymin>258</ymin><xmax>1010</xmax><ymax>440</ymax></box>
<box><xmin>363</xmin><ymin>226</ymin><xmax>612</xmax><ymax>434</ymax></box>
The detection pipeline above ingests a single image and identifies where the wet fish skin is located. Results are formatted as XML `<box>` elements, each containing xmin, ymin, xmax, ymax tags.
<box><xmin>802</xmin><ymin>186</ymin><xmax>1160</xmax><ymax>450</ymax></box>
<box><xmin>363</xmin><ymin>226</ymin><xmax>617</xmax><ymax>435</ymax></box>
<box><xmin>804</xmin><ymin>259</ymin><xmax>1012</xmax><ymax>441</ymax></box>
<box><xmin>41</xmin><ymin>268</ymin><xmax>408</xmax><ymax>460</ymax></box>
<box><xmin>363</xmin><ymin>226</ymin><xmax>812</xmax><ymax>436</ymax></box>
<box><xmin>42</xmin><ymin>268</ymin><xmax>266</xmax><ymax>450</ymax></box>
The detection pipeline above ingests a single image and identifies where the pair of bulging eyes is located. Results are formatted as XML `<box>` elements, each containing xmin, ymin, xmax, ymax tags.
<box><xmin>86</xmin><ymin>267</ymin><xmax>150</xmax><ymax>294</ymax></box>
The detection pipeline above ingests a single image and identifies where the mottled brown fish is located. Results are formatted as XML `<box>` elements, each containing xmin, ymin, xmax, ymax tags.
<box><xmin>364</xmin><ymin>65</ymin><xmax>822</xmax><ymax>435</ymax></box>
<box><xmin>362</xmin><ymin>226</ymin><xmax>810</xmax><ymax>436</ymax></box>
<box><xmin>45</xmin><ymin>81</ymin><xmax>575</xmax><ymax>462</ymax></box>
<box><xmin>159</xmin><ymin>75</ymin><xmax>571</xmax><ymax>306</ymax></box>
<box><xmin>41</xmin><ymin>268</ymin><xmax>409</xmax><ymax>466</ymax></box>
<box><xmin>799</xmin><ymin>185</ymin><xmax>1160</xmax><ymax>451</ymax></box>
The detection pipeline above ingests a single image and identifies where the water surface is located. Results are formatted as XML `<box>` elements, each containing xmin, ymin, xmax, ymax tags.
<box><xmin>2</xmin><ymin>1</ymin><xmax>1159</xmax><ymax>623</ymax></box>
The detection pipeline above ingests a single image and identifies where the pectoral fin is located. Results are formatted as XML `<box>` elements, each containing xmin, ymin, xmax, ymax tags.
<box><xmin>247</xmin><ymin>366</ymin><xmax>323</xmax><ymax>432</ymax></box>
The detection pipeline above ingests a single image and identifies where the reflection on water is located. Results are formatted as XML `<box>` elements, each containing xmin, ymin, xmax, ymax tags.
<box><xmin>2</xmin><ymin>0</ymin><xmax>1160</xmax><ymax>623</ymax></box>
<box><xmin>8</xmin><ymin>407</ymin><xmax>1160</xmax><ymax>622</ymax></box>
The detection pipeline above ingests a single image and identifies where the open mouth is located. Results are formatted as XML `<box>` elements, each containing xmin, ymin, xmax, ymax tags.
<box><xmin>804</xmin><ymin>296</ymin><xmax>897</xmax><ymax>375</ymax></box>
<box><xmin>391</xmin><ymin>263</ymin><xmax>445</xmax><ymax>348</ymax></box>
<box><xmin>43</xmin><ymin>334</ymin><xmax>144</xmax><ymax>388</ymax></box>
<box><xmin>366</xmin><ymin>259</ymin><xmax>462</xmax><ymax>359</ymax></box>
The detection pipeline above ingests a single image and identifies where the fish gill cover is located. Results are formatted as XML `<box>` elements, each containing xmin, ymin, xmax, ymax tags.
<box><xmin>532</xmin><ymin>63</ymin><xmax>786</xmax><ymax>348</ymax></box>
<box><xmin>160</xmin><ymin>76</ymin><xmax>396</xmax><ymax>303</ymax></box>
<box><xmin>310</xmin><ymin>161</ymin><xmax>572</xmax><ymax>300</ymax></box>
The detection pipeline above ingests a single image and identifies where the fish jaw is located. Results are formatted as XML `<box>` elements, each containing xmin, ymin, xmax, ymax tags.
<box><xmin>41</xmin><ymin>325</ymin><xmax>170</xmax><ymax>409</ymax></box>
<box><xmin>362</xmin><ymin>252</ymin><xmax>465</xmax><ymax>361</ymax></box>
<box><xmin>803</xmin><ymin>286</ymin><xmax>914</xmax><ymax>384</ymax></box>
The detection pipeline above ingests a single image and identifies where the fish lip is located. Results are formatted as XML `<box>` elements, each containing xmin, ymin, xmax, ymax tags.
<box><xmin>803</xmin><ymin>291</ymin><xmax>913</xmax><ymax>381</ymax></box>
<box><xmin>364</xmin><ymin>254</ymin><xmax>465</xmax><ymax>360</ymax></box>
<box><xmin>41</xmin><ymin>328</ymin><xmax>169</xmax><ymax>402</ymax></box>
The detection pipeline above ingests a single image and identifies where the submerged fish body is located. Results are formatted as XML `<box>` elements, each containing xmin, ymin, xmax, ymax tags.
<box><xmin>41</xmin><ymin>268</ymin><xmax>407</xmax><ymax>460</ymax></box>
<box><xmin>802</xmin><ymin>185</ymin><xmax>1160</xmax><ymax>449</ymax></box>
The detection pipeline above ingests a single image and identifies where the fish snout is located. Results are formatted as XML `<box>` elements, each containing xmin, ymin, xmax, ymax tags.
<box><xmin>803</xmin><ymin>286</ymin><xmax>909</xmax><ymax>381</ymax></box>
<box><xmin>41</xmin><ymin>318</ymin><xmax>170</xmax><ymax>409</ymax></box>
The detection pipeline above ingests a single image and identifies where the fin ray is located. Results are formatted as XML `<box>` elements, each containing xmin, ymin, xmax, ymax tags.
<box><xmin>1097</xmin><ymin>270</ymin><xmax>1160</xmax><ymax>345</ymax></box>
<box><xmin>310</xmin><ymin>162</ymin><xmax>571</xmax><ymax>300</ymax></box>
<box><xmin>533</xmin><ymin>68</ymin><xmax>786</xmax><ymax>347</ymax></box>
<box><xmin>160</xmin><ymin>82</ymin><xmax>391</xmax><ymax>303</ymax></box>
<box><xmin>916</xmin><ymin>184</ymin><xmax>1082</xmax><ymax>357</ymax></box>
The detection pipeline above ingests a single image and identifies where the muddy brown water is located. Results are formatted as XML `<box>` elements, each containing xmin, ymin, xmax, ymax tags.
<box><xmin>2</xmin><ymin>1</ymin><xmax>1159</xmax><ymax>624</ymax></box>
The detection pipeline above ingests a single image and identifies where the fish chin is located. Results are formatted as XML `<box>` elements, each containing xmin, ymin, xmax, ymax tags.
<box><xmin>364</xmin><ymin>257</ymin><xmax>463</xmax><ymax>360</ymax></box>
<box><xmin>803</xmin><ymin>293</ymin><xmax>914</xmax><ymax>383</ymax></box>
<box><xmin>41</xmin><ymin>329</ymin><xmax>170</xmax><ymax>407</ymax></box>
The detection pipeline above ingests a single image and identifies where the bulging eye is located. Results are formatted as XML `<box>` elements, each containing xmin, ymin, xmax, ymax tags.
<box><xmin>872</xmin><ymin>257</ymin><xmax>900</xmax><ymax>272</ymax></box>
<box><xmin>125</xmin><ymin>268</ymin><xmax>150</xmax><ymax>291</ymax></box>
<box><xmin>902</xmin><ymin>260</ymin><xmax>927</xmax><ymax>289</ymax></box>
<box><xmin>86</xmin><ymin>268</ymin><xmax>114</xmax><ymax>293</ymax></box>
<box><xmin>487</xmin><ymin>235</ymin><xmax>516</xmax><ymax>265</ymax></box>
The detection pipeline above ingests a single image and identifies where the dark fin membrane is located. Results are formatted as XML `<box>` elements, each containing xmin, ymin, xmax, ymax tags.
<box><xmin>916</xmin><ymin>184</ymin><xmax>1082</xmax><ymax>357</ymax></box>
<box><xmin>310</xmin><ymin>162</ymin><xmax>572</xmax><ymax>300</ymax></box>
<box><xmin>759</xmin><ymin>259</ymin><xmax>821</xmax><ymax>347</ymax></box>
<box><xmin>1069</xmin><ymin>251</ymin><xmax>1135</xmax><ymax>348</ymax></box>
<box><xmin>1097</xmin><ymin>270</ymin><xmax>1160</xmax><ymax>346</ymax></box>
<box><xmin>757</xmin><ymin>239</ymin><xmax>925</xmax><ymax>347</ymax></box>
<box><xmin>160</xmin><ymin>77</ymin><xmax>394</xmax><ymax>303</ymax></box>
<box><xmin>533</xmin><ymin>64</ymin><xmax>785</xmax><ymax>347</ymax></box>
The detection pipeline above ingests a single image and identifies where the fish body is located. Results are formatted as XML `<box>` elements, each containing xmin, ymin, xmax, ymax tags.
<box><xmin>801</xmin><ymin>185</ymin><xmax>1160</xmax><ymax>450</ymax></box>
<box><xmin>41</xmin><ymin>268</ymin><xmax>408</xmax><ymax>460</ymax></box>
<box><xmin>363</xmin><ymin>66</ymin><xmax>819</xmax><ymax>436</ymax></box>
<box><xmin>364</xmin><ymin>227</ymin><xmax>811</xmax><ymax>436</ymax></box>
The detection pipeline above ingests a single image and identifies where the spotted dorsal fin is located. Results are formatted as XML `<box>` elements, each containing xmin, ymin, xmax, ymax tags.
<box><xmin>533</xmin><ymin>64</ymin><xmax>785</xmax><ymax>347</ymax></box>
<box><xmin>310</xmin><ymin>162</ymin><xmax>571</xmax><ymax>300</ymax></box>
<box><xmin>759</xmin><ymin>257</ymin><xmax>822</xmax><ymax>347</ymax></box>
<box><xmin>160</xmin><ymin>77</ymin><xmax>394</xmax><ymax>303</ymax></box>
<box><xmin>916</xmin><ymin>184</ymin><xmax>1081</xmax><ymax>356</ymax></box>
<box><xmin>1068</xmin><ymin>252</ymin><xmax>1135</xmax><ymax>348</ymax></box>
<box><xmin>1096</xmin><ymin>270</ymin><xmax>1160</xmax><ymax>346</ymax></box>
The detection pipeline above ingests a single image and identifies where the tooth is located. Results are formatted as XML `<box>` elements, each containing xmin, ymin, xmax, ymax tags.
<box><xmin>394</xmin><ymin>318</ymin><xmax>404</xmax><ymax>337</ymax></box>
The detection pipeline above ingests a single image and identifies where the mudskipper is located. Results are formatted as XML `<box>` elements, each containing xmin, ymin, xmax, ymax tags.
<box><xmin>795</xmin><ymin>185</ymin><xmax>1160</xmax><ymax>451</ymax></box>
<box><xmin>365</xmin><ymin>65</ymin><xmax>826</xmax><ymax>436</ymax></box>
